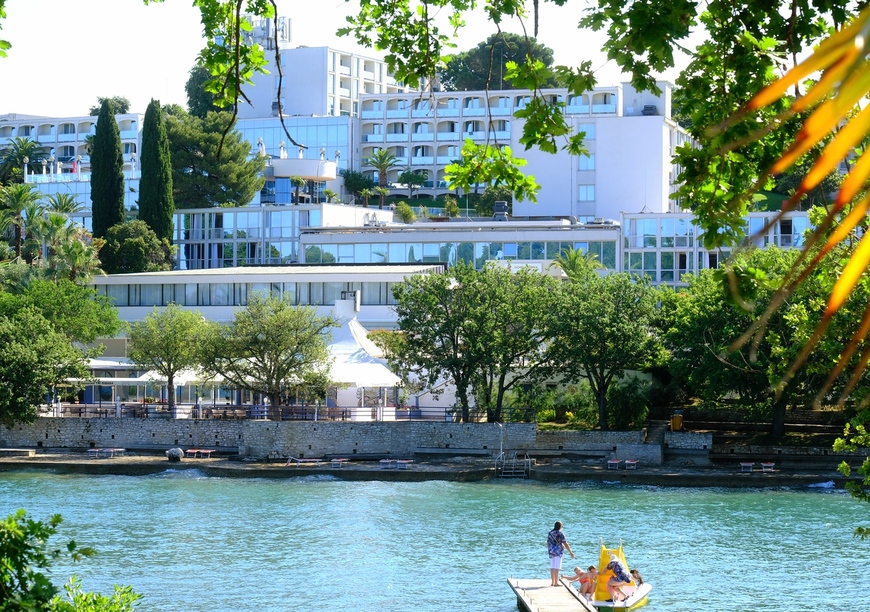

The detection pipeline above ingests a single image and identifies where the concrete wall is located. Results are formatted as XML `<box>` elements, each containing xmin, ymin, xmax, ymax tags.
<box><xmin>1</xmin><ymin>419</ymin><xmax>706</xmax><ymax>465</ymax></box>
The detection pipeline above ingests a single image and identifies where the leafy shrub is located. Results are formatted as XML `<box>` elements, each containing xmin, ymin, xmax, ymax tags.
<box><xmin>607</xmin><ymin>376</ymin><xmax>651</xmax><ymax>430</ymax></box>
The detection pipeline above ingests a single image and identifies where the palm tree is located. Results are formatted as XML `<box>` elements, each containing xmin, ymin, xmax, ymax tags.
<box><xmin>0</xmin><ymin>184</ymin><xmax>43</xmax><ymax>259</ymax></box>
<box><xmin>0</xmin><ymin>137</ymin><xmax>46</xmax><ymax>184</ymax></box>
<box><xmin>45</xmin><ymin>193</ymin><xmax>85</xmax><ymax>214</ymax></box>
<box><xmin>365</xmin><ymin>149</ymin><xmax>398</xmax><ymax>209</ymax></box>
<box><xmin>373</xmin><ymin>186</ymin><xmax>391</xmax><ymax>210</ymax></box>
<box><xmin>323</xmin><ymin>188</ymin><xmax>338</xmax><ymax>203</ymax></box>
<box><xmin>21</xmin><ymin>199</ymin><xmax>47</xmax><ymax>265</ymax></box>
<box><xmin>549</xmin><ymin>248</ymin><xmax>603</xmax><ymax>282</ymax></box>
<box><xmin>53</xmin><ymin>236</ymin><xmax>105</xmax><ymax>283</ymax></box>
<box><xmin>39</xmin><ymin>213</ymin><xmax>78</xmax><ymax>269</ymax></box>
<box><xmin>290</xmin><ymin>176</ymin><xmax>306</xmax><ymax>204</ymax></box>
<box><xmin>359</xmin><ymin>187</ymin><xmax>374</xmax><ymax>207</ymax></box>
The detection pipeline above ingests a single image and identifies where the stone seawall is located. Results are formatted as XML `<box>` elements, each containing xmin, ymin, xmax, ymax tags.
<box><xmin>1</xmin><ymin>419</ymin><xmax>714</xmax><ymax>465</ymax></box>
<box><xmin>0</xmin><ymin>418</ymin><xmax>244</xmax><ymax>452</ymax></box>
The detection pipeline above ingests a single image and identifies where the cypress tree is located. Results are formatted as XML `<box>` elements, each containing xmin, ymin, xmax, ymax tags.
<box><xmin>90</xmin><ymin>100</ymin><xmax>125</xmax><ymax>238</ymax></box>
<box><xmin>138</xmin><ymin>99</ymin><xmax>174</xmax><ymax>242</ymax></box>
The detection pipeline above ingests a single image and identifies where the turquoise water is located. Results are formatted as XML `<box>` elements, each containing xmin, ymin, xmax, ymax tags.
<box><xmin>1</xmin><ymin>471</ymin><xmax>868</xmax><ymax>612</ymax></box>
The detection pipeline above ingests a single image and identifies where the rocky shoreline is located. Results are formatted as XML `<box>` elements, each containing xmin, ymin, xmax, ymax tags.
<box><xmin>0</xmin><ymin>452</ymin><xmax>857</xmax><ymax>488</ymax></box>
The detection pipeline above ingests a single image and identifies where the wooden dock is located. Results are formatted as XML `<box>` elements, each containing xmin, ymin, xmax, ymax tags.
<box><xmin>507</xmin><ymin>578</ymin><xmax>596</xmax><ymax>612</ymax></box>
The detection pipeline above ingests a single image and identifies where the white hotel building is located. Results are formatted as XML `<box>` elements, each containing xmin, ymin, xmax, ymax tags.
<box><xmin>0</xmin><ymin>22</ymin><xmax>809</xmax><ymax>292</ymax></box>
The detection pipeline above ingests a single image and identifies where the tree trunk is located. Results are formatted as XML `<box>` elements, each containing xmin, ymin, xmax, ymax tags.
<box><xmin>771</xmin><ymin>395</ymin><xmax>787</xmax><ymax>439</ymax></box>
<box><xmin>597</xmin><ymin>389</ymin><xmax>608</xmax><ymax>430</ymax></box>
<box><xmin>457</xmin><ymin>384</ymin><xmax>471</xmax><ymax>423</ymax></box>
<box><xmin>167</xmin><ymin>377</ymin><xmax>176</xmax><ymax>419</ymax></box>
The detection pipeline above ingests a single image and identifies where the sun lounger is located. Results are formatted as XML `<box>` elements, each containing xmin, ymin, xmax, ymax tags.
<box><xmin>285</xmin><ymin>456</ymin><xmax>322</xmax><ymax>467</ymax></box>
<box><xmin>87</xmin><ymin>448</ymin><xmax>102</xmax><ymax>459</ymax></box>
<box><xmin>624</xmin><ymin>459</ymin><xmax>638</xmax><ymax>469</ymax></box>
<box><xmin>607</xmin><ymin>459</ymin><xmax>622</xmax><ymax>469</ymax></box>
<box><xmin>740</xmin><ymin>462</ymin><xmax>755</xmax><ymax>472</ymax></box>
<box><xmin>396</xmin><ymin>459</ymin><xmax>412</xmax><ymax>470</ymax></box>
<box><xmin>380</xmin><ymin>459</ymin><xmax>396</xmax><ymax>469</ymax></box>
<box><xmin>330</xmin><ymin>458</ymin><xmax>348</xmax><ymax>468</ymax></box>
<box><xmin>761</xmin><ymin>462</ymin><xmax>775</xmax><ymax>472</ymax></box>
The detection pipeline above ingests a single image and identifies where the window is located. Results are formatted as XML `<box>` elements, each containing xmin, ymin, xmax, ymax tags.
<box><xmin>579</xmin><ymin>154</ymin><xmax>595</xmax><ymax>171</ymax></box>
<box><xmin>578</xmin><ymin>185</ymin><xmax>595</xmax><ymax>201</ymax></box>
<box><xmin>577</xmin><ymin>123</ymin><xmax>595</xmax><ymax>140</ymax></box>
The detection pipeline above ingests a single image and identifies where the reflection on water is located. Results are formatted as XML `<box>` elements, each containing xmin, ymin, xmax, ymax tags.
<box><xmin>1</xmin><ymin>471</ymin><xmax>867</xmax><ymax>612</ymax></box>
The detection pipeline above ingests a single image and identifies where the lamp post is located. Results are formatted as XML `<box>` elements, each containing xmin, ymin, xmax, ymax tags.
<box><xmin>76</xmin><ymin>155</ymin><xmax>82</xmax><ymax>181</ymax></box>
<box><xmin>49</xmin><ymin>155</ymin><xmax>55</xmax><ymax>181</ymax></box>
<box><xmin>335</xmin><ymin>150</ymin><xmax>341</xmax><ymax>202</ymax></box>
<box><xmin>129</xmin><ymin>153</ymin><xmax>136</xmax><ymax>179</ymax></box>
<box><xmin>22</xmin><ymin>157</ymin><xmax>28</xmax><ymax>183</ymax></box>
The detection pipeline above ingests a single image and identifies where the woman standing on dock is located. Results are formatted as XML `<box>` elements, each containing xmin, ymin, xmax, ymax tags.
<box><xmin>547</xmin><ymin>521</ymin><xmax>575</xmax><ymax>586</ymax></box>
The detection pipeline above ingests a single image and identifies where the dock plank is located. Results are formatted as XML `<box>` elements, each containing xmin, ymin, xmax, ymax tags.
<box><xmin>507</xmin><ymin>578</ymin><xmax>595</xmax><ymax>612</ymax></box>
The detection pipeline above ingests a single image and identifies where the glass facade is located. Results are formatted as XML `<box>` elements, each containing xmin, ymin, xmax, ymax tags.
<box><xmin>97</xmin><ymin>280</ymin><xmax>400</xmax><ymax>308</ymax></box>
<box><xmin>303</xmin><ymin>239</ymin><xmax>618</xmax><ymax>270</ymax></box>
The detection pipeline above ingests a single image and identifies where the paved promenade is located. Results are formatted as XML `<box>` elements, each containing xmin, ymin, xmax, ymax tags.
<box><xmin>0</xmin><ymin>452</ymin><xmax>857</xmax><ymax>488</ymax></box>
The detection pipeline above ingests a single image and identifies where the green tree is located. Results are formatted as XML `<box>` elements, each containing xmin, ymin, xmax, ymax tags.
<box><xmin>475</xmin><ymin>184</ymin><xmax>513</xmax><ymax>217</ymax></box>
<box><xmin>166</xmin><ymin>111</ymin><xmax>265</xmax><ymax>208</ymax></box>
<box><xmin>549</xmin><ymin>247</ymin><xmax>603</xmax><ymax>283</ymax></box>
<box><xmin>0</xmin><ymin>184</ymin><xmax>42</xmax><ymax>259</ymax></box>
<box><xmin>0</xmin><ymin>307</ymin><xmax>88</xmax><ymax>427</ymax></box>
<box><xmin>1</xmin><ymin>509</ymin><xmax>140</xmax><ymax>611</ymax></box>
<box><xmin>441</xmin><ymin>32</ymin><xmax>557</xmax><ymax>91</ymax></box>
<box><xmin>443</xmin><ymin>195</ymin><xmax>460</xmax><ymax>217</ymax></box>
<box><xmin>52</xmin><ymin>237</ymin><xmax>105</xmax><ymax>284</ymax></box>
<box><xmin>88</xmin><ymin>96</ymin><xmax>130</xmax><ymax>116</ymax></box>
<box><xmin>394</xmin><ymin>201</ymin><xmax>416</xmax><ymax>224</ymax></box>
<box><xmin>128</xmin><ymin>304</ymin><xmax>210</xmax><ymax>417</ymax></box>
<box><xmin>1</xmin><ymin>278</ymin><xmax>121</xmax><ymax>345</ymax></box>
<box><xmin>0</xmin><ymin>137</ymin><xmax>45</xmax><ymax>185</ymax></box>
<box><xmin>546</xmin><ymin>273</ymin><xmax>661</xmax><ymax>430</ymax></box>
<box><xmin>340</xmin><ymin>169</ymin><xmax>376</xmax><ymax>202</ymax></box>
<box><xmin>396</xmin><ymin>168</ymin><xmax>427</xmax><ymax>199</ymax></box>
<box><xmin>289</xmin><ymin>176</ymin><xmax>306</xmax><ymax>204</ymax></box>
<box><xmin>467</xmin><ymin>265</ymin><xmax>559</xmax><ymax>422</ymax></box>
<box><xmin>138</xmin><ymin>99</ymin><xmax>174</xmax><ymax>241</ymax></box>
<box><xmin>90</xmin><ymin>100</ymin><xmax>125</xmax><ymax>239</ymax></box>
<box><xmin>662</xmin><ymin>246</ymin><xmax>841</xmax><ymax>437</ymax></box>
<box><xmin>386</xmin><ymin>263</ymin><xmax>480</xmax><ymax>421</ymax></box>
<box><xmin>100</xmin><ymin>221</ymin><xmax>173</xmax><ymax>274</ymax></box>
<box><xmin>365</xmin><ymin>149</ymin><xmax>399</xmax><ymax>209</ymax></box>
<box><xmin>386</xmin><ymin>262</ymin><xmax>555</xmax><ymax>422</ymax></box>
<box><xmin>44</xmin><ymin>193</ymin><xmax>84</xmax><ymax>214</ymax></box>
<box><xmin>185</xmin><ymin>64</ymin><xmax>221</xmax><ymax>118</ymax></box>
<box><xmin>200</xmin><ymin>293</ymin><xmax>338</xmax><ymax>414</ymax></box>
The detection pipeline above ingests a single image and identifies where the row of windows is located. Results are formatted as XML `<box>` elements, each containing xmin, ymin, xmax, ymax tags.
<box><xmin>175</xmin><ymin>209</ymin><xmax>319</xmax><ymax>241</ymax></box>
<box><xmin>97</xmin><ymin>282</ymin><xmax>398</xmax><ymax>308</ymax></box>
<box><xmin>302</xmin><ymin>240</ymin><xmax>618</xmax><ymax>269</ymax></box>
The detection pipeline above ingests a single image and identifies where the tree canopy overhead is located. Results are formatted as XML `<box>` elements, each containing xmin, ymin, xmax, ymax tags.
<box><xmin>166</xmin><ymin>111</ymin><xmax>265</xmax><ymax>208</ymax></box>
<box><xmin>440</xmin><ymin>32</ymin><xmax>557</xmax><ymax>91</ymax></box>
<box><xmin>88</xmin><ymin>95</ymin><xmax>131</xmax><ymax>116</ymax></box>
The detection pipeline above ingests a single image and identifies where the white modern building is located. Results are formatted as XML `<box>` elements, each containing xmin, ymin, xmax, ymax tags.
<box><xmin>0</xmin><ymin>111</ymin><xmax>142</xmax><ymax>211</ymax></box>
<box><xmin>236</xmin><ymin>15</ymin><xmax>416</xmax><ymax>120</ymax></box>
<box><xmin>356</xmin><ymin>80</ymin><xmax>686</xmax><ymax>221</ymax></box>
<box><xmin>2</xmin><ymin>33</ymin><xmax>808</xmax><ymax>286</ymax></box>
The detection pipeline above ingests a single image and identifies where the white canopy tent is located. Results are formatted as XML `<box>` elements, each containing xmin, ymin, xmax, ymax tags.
<box><xmin>329</xmin><ymin>298</ymin><xmax>401</xmax><ymax>419</ymax></box>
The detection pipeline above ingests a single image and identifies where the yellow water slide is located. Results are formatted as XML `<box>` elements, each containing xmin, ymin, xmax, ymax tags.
<box><xmin>594</xmin><ymin>542</ymin><xmax>633</xmax><ymax>602</ymax></box>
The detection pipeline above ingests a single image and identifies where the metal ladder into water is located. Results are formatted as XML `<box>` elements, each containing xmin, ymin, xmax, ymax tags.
<box><xmin>495</xmin><ymin>450</ymin><xmax>531</xmax><ymax>479</ymax></box>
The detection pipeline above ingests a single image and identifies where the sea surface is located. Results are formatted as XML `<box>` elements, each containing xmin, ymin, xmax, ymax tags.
<box><xmin>1</xmin><ymin>470</ymin><xmax>867</xmax><ymax>612</ymax></box>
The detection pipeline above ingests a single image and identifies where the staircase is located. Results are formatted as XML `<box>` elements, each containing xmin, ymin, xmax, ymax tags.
<box><xmin>644</xmin><ymin>420</ymin><xmax>669</xmax><ymax>445</ymax></box>
<box><xmin>495</xmin><ymin>450</ymin><xmax>531</xmax><ymax>478</ymax></box>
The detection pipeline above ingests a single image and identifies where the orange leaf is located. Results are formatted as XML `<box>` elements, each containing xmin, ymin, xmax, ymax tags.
<box><xmin>828</xmin><ymin>229</ymin><xmax>870</xmax><ymax>314</ymax></box>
